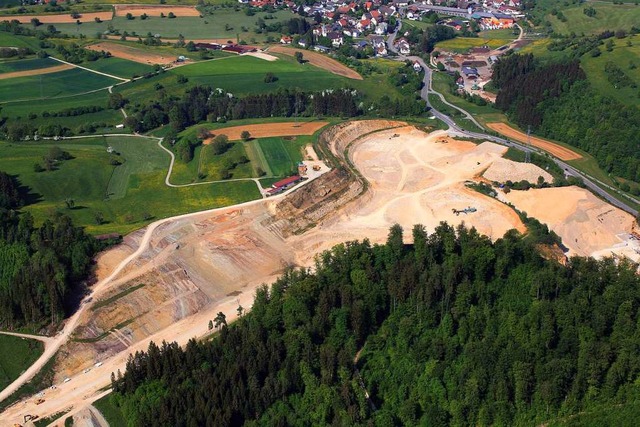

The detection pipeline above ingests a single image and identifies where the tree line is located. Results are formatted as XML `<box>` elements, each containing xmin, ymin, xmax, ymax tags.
<box><xmin>124</xmin><ymin>87</ymin><xmax>361</xmax><ymax>134</ymax></box>
<box><xmin>493</xmin><ymin>53</ymin><xmax>640</xmax><ymax>183</ymax></box>
<box><xmin>0</xmin><ymin>172</ymin><xmax>102</xmax><ymax>328</ymax></box>
<box><xmin>109</xmin><ymin>221</ymin><xmax>640</xmax><ymax>426</ymax></box>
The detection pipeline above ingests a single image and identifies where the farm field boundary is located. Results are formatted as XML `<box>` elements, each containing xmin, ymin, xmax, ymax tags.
<box><xmin>487</xmin><ymin>122</ymin><xmax>582</xmax><ymax>161</ymax></box>
<box><xmin>114</xmin><ymin>5</ymin><xmax>199</xmax><ymax>17</ymax></box>
<box><xmin>0</xmin><ymin>63</ymin><xmax>72</xmax><ymax>79</ymax></box>
<box><xmin>0</xmin><ymin>11</ymin><xmax>113</xmax><ymax>24</ymax></box>
<box><xmin>204</xmin><ymin>121</ymin><xmax>329</xmax><ymax>142</ymax></box>
<box><xmin>268</xmin><ymin>45</ymin><xmax>363</xmax><ymax>80</ymax></box>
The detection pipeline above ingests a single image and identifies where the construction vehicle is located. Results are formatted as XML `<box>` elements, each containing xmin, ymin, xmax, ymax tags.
<box><xmin>35</xmin><ymin>398</ymin><xmax>45</xmax><ymax>405</ymax></box>
<box><xmin>452</xmin><ymin>207</ymin><xmax>477</xmax><ymax>216</ymax></box>
<box><xmin>312</xmin><ymin>165</ymin><xmax>321</xmax><ymax>171</ymax></box>
<box><xmin>24</xmin><ymin>414</ymin><xmax>39</xmax><ymax>422</ymax></box>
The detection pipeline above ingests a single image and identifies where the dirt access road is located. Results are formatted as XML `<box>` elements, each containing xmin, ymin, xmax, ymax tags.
<box><xmin>268</xmin><ymin>45</ymin><xmax>363</xmax><ymax>80</ymax></box>
<box><xmin>204</xmin><ymin>121</ymin><xmax>329</xmax><ymax>142</ymax></box>
<box><xmin>487</xmin><ymin>122</ymin><xmax>582</xmax><ymax>161</ymax></box>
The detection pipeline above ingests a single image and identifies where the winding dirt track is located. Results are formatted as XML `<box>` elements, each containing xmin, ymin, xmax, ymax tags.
<box><xmin>487</xmin><ymin>122</ymin><xmax>582</xmax><ymax>161</ymax></box>
<box><xmin>0</xmin><ymin>63</ymin><xmax>72</xmax><ymax>80</ymax></box>
<box><xmin>268</xmin><ymin>45</ymin><xmax>363</xmax><ymax>80</ymax></box>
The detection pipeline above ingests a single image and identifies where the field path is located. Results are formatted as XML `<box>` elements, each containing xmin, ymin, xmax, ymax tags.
<box><xmin>487</xmin><ymin>122</ymin><xmax>582</xmax><ymax>161</ymax></box>
<box><xmin>0</xmin><ymin>331</ymin><xmax>52</xmax><ymax>344</ymax></box>
<box><xmin>0</xmin><ymin>63</ymin><xmax>73</xmax><ymax>80</ymax></box>
<box><xmin>49</xmin><ymin>57</ymin><xmax>128</xmax><ymax>82</ymax></box>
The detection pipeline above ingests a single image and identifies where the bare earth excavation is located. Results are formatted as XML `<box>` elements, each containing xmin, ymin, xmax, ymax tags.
<box><xmin>1</xmin><ymin>121</ymin><xmax>636</xmax><ymax>425</ymax></box>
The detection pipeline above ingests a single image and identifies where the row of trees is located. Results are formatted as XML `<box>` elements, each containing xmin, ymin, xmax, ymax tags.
<box><xmin>110</xmin><ymin>221</ymin><xmax>640</xmax><ymax>426</ymax></box>
<box><xmin>0</xmin><ymin>172</ymin><xmax>102</xmax><ymax>327</ymax></box>
<box><xmin>124</xmin><ymin>86</ymin><xmax>361</xmax><ymax>134</ymax></box>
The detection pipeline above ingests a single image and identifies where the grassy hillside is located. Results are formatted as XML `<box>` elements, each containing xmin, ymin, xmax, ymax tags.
<box><xmin>0</xmin><ymin>136</ymin><xmax>261</xmax><ymax>234</ymax></box>
<box><xmin>0</xmin><ymin>67</ymin><xmax>118</xmax><ymax>102</ymax></box>
<box><xmin>580</xmin><ymin>37</ymin><xmax>640</xmax><ymax>107</ymax></box>
<box><xmin>52</xmin><ymin>9</ymin><xmax>292</xmax><ymax>41</ymax></box>
<box><xmin>548</xmin><ymin>3</ymin><xmax>640</xmax><ymax>35</ymax></box>
<box><xmin>80</xmin><ymin>56</ymin><xmax>155</xmax><ymax>79</ymax></box>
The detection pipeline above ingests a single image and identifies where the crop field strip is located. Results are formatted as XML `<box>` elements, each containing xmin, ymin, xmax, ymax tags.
<box><xmin>0</xmin><ymin>67</ymin><xmax>119</xmax><ymax>102</ymax></box>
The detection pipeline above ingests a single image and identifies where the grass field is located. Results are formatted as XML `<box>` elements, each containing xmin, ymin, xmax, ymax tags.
<box><xmin>0</xmin><ymin>31</ymin><xmax>43</xmax><ymax>50</ymax></box>
<box><xmin>250</xmin><ymin>136</ymin><xmax>308</xmax><ymax>177</ymax></box>
<box><xmin>0</xmin><ymin>67</ymin><xmax>119</xmax><ymax>102</ymax></box>
<box><xmin>0</xmin><ymin>57</ymin><xmax>60</xmax><ymax>73</ymax></box>
<box><xmin>175</xmin><ymin>55</ymin><xmax>348</xmax><ymax>94</ymax></box>
<box><xmin>0</xmin><ymin>334</ymin><xmax>44</xmax><ymax>391</ymax></box>
<box><xmin>435</xmin><ymin>37</ymin><xmax>509</xmax><ymax>53</ymax></box>
<box><xmin>81</xmin><ymin>56</ymin><xmax>155</xmax><ymax>79</ymax></box>
<box><xmin>169</xmin><ymin>141</ymin><xmax>254</xmax><ymax>184</ymax></box>
<box><xmin>52</xmin><ymin>9</ymin><xmax>292</xmax><ymax>41</ymax></box>
<box><xmin>93</xmin><ymin>394</ymin><xmax>127</xmax><ymax>427</ymax></box>
<box><xmin>579</xmin><ymin>37</ymin><xmax>640</xmax><ymax>107</ymax></box>
<box><xmin>0</xmin><ymin>136</ymin><xmax>261</xmax><ymax>234</ymax></box>
<box><xmin>548</xmin><ymin>3</ymin><xmax>640</xmax><ymax>35</ymax></box>
<box><xmin>478</xmin><ymin>28</ymin><xmax>520</xmax><ymax>40</ymax></box>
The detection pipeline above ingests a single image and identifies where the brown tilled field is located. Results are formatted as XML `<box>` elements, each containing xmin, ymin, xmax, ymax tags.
<box><xmin>0</xmin><ymin>63</ymin><xmax>73</xmax><ymax>80</ymax></box>
<box><xmin>487</xmin><ymin>122</ymin><xmax>582</xmax><ymax>161</ymax></box>
<box><xmin>268</xmin><ymin>45</ymin><xmax>363</xmax><ymax>80</ymax></box>
<box><xmin>205</xmin><ymin>121</ymin><xmax>329</xmax><ymax>142</ymax></box>
<box><xmin>114</xmin><ymin>5</ymin><xmax>200</xmax><ymax>17</ymax></box>
<box><xmin>0</xmin><ymin>11</ymin><xmax>113</xmax><ymax>24</ymax></box>
<box><xmin>86</xmin><ymin>42</ymin><xmax>174</xmax><ymax>65</ymax></box>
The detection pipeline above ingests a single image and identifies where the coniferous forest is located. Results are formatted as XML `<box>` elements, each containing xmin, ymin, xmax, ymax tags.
<box><xmin>494</xmin><ymin>53</ymin><xmax>640</xmax><ymax>183</ymax></box>
<box><xmin>0</xmin><ymin>171</ymin><xmax>100</xmax><ymax>328</ymax></box>
<box><xmin>111</xmin><ymin>223</ymin><xmax>640</xmax><ymax>426</ymax></box>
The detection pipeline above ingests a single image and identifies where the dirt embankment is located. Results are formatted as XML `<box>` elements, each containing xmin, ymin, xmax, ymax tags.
<box><xmin>114</xmin><ymin>5</ymin><xmax>200</xmax><ymax>17</ymax></box>
<box><xmin>487</xmin><ymin>122</ymin><xmax>582</xmax><ymax>161</ymax></box>
<box><xmin>268</xmin><ymin>45</ymin><xmax>363</xmax><ymax>80</ymax></box>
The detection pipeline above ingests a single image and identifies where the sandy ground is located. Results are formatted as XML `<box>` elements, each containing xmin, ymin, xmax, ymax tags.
<box><xmin>504</xmin><ymin>186</ymin><xmax>637</xmax><ymax>258</ymax></box>
<box><xmin>114</xmin><ymin>5</ymin><xmax>200</xmax><ymax>17</ymax></box>
<box><xmin>86</xmin><ymin>42</ymin><xmax>174</xmax><ymax>65</ymax></box>
<box><xmin>487</xmin><ymin>122</ymin><xmax>582</xmax><ymax>161</ymax></box>
<box><xmin>0</xmin><ymin>63</ymin><xmax>72</xmax><ymax>80</ymax></box>
<box><xmin>268</xmin><ymin>45</ymin><xmax>363</xmax><ymax>80</ymax></box>
<box><xmin>204</xmin><ymin>121</ymin><xmax>329</xmax><ymax>142</ymax></box>
<box><xmin>0</xmin><ymin>11</ymin><xmax>113</xmax><ymax>24</ymax></box>
<box><xmin>243</xmin><ymin>51</ymin><xmax>278</xmax><ymax>61</ymax></box>
<box><xmin>483</xmin><ymin>157</ymin><xmax>553</xmax><ymax>184</ymax></box>
<box><xmin>9</xmin><ymin>122</ymin><xmax>624</xmax><ymax>426</ymax></box>
<box><xmin>290</xmin><ymin>127</ymin><xmax>525</xmax><ymax>263</ymax></box>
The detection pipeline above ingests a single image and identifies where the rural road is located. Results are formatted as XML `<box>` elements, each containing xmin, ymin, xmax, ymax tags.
<box><xmin>386</xmin><ymin>22</ymin><xmax>639</xmax><ymax>216</ymax></box>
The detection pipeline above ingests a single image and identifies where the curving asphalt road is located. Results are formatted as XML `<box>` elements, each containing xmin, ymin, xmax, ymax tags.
<box><xmin>386</xmin><ymin>23</ymin><xmax>638</xmax><ymax>216</ymax></box>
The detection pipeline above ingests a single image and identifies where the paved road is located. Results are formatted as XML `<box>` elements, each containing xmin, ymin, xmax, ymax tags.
<box><xmin>385</xmin><ymin>23</ymin><xmax>638</xmax><ymax>216</ymax></box>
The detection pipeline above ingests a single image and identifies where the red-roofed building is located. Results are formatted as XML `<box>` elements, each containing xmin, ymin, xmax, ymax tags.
<box><xmin>266</xmin><ymin>175</ymin><xmax>303</xmax><ymax>196</ymax></box>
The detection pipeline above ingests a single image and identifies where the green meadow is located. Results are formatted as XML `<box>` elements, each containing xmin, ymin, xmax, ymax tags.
<box><xmin>548</xmin><ymin>3</ymin><xmax>640</xmax><ymax>35</ymax></box>
<box><xmin>0</xmin><ymin>67</ymin><xmax>118</xmax><ymax>102</ymax></box>
<box><xmin>0</xmin><ymin>334</ymin><xmax>44</xmax><ymax>391</ymax></box>
<box><xmin>0</xmin><ymin>136</ymin><xmax>261</xmax><ymax>234</ymax></box>
<box><xmin>80</xmin><ymin>56</ymin><xmax>155</xmax><ymax>79</ymax></box>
